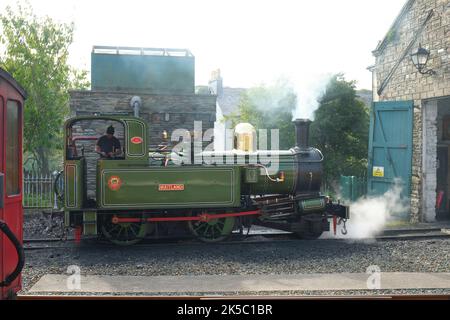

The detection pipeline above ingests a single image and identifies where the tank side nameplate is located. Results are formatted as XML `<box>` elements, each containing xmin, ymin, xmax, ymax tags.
<box><xmin>158</xmin><ymin>184</ymin><xmax>185</xmax><ymax>191</ymax></box>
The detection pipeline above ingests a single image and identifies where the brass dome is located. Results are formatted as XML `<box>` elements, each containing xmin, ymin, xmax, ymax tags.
<box><xmin>234</xmin><ymin>123</ymin><xmax>257</xmax><ymax>152</ymax></box>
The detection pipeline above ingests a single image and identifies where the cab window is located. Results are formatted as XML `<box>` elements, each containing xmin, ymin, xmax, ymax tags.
<box><xmin>6</xmin><ymin>100</ymin><xmax>20</xmax><ymax>195</ymax></box>
<box><xmin>66</xmin><ymin>119</ymin><xmax>125</xmax><ymax>160</ymax></box>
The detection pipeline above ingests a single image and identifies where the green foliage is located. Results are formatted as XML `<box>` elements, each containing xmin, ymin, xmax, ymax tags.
<box><xmin>310</xmin><ymin>74</ymin><xmax>369</xmax><ymax>191</ymax></box>
<box><xmin>0</xmin><ymin>3</ymin><xmax>89</xmax><ymax>174</ymax></box>
<box><xmin>386</xmin><ymin>28</ymin><xmax>398</xmax><ymax>44</ymax></box>
<box><xmin>224</xmin><ymin>79</ymin><xmax>296</xmax><ymax>149</ymax></box>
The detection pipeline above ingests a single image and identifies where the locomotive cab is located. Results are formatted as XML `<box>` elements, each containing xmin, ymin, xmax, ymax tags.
<box><xmin>63</xmin><ymin>116</ymin><xmax>147</xmax><ymax>210</ymax></box>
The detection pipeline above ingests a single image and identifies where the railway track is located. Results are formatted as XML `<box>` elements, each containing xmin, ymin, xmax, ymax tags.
<box><xmin>22</xmin><ymin>227</ymin><xmax>450</xmax><ymax>250</ymax></box>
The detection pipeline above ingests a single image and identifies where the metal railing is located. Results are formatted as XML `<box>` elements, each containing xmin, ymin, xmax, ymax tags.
<box><xmin>340</xmin><ymin>175</ymin><xmax>367</xmax><ymax>202</ymax></box>
<box><xmin>23</xmin><ymin>172</ymin><xmax>63</xmax><ymax>209</ymax></box>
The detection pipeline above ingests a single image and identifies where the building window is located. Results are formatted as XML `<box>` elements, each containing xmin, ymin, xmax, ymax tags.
<box><xmin>6</xmin><ymin>100</ymin><xmax>20</xmax><ymax>195</ymax></box>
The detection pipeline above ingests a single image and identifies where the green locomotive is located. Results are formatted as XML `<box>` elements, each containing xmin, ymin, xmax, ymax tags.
<box><xmin>59</xmin><ymin>115</ymin><xmax>349</xmax><ymax>245</ymax></box>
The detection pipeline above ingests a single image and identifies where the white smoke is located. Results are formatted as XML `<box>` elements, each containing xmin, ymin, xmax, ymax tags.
<box><xmin>322</xmin><ymin>180</ymin><xmax>409</xmax><ymax>240</ymax></box>
<box><xmin>292</xmin><ymin>73</ymin><xmax>332</xmax><ymax>120</ymax></box>
<box><xmin>241</xmin><ymin>74</ymin><xmax>332</xmax><ymax>121</ymax></box>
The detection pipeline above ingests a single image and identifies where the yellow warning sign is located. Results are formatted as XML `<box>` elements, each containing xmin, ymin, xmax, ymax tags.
<box><xmin>373</xmin><ymin>166</ymin><xmax>384</xmax><ymax>177</ymax></box>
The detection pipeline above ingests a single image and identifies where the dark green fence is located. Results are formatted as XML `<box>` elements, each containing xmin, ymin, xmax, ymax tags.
<box><xmin>340</xmin><ymin>176</ymin><xmax>367</xmax><ymax>202</ymax></box>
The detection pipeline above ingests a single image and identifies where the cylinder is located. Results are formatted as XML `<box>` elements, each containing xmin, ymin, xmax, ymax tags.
<box><xmin>294</xmin><ymin>118</ymin><xmax>312</xmax><ymax>149</ymax></box>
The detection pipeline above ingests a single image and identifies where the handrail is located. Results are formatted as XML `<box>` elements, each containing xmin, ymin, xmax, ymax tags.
<box><xmin>0</xmin><ymin>220</ymin><xmax>25</xmax><ymax>287</ymax></box>
<box><xmin>71</xmin><ymin>136</ymin><xmax>99</xmax><ymax>142</ymax></box>
<box><xmin>53</xmin><ymin>170</ymin><xmax>64</xmax><ymax>203</ymax></box>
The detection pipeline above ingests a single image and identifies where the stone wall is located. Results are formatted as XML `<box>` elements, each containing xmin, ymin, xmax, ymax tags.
<box><xmin>421</xmin><ymin>100</ymin><xmax>437</xmax><ymax>222</ymax></box>
<box><xmin>374</xmin><ymin>0</ymin><xmax>450</xmax><ymax>102</ymax></box>
<box><xmin>412</xmin><ymin>104</ymin><xmax>423</xmax><ymax>222</ymax></box>
<box><xmin>70</xmin><ymin>90</ymin><xmax>217</xmax><ymax>149</ymax></box>
<box><xmin>372</xmin><ymin>0</ymin><xmax>450</xmax><ymax>222</ymax></box>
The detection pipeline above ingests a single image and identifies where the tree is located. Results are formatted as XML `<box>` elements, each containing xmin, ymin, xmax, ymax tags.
<box><xmin>0</xmin><ymin>3</ymin><xmax>89</xmax><ymax>174</ymax></box>
<box><xmin>225</xmin><ymin>79</ymin><xmax>296</xmax><ymax>150</ymax></box>
<box><xmin>310</xmin><ymin>74</ymin><xmax>369</xmax><ymax>191</ymax></box>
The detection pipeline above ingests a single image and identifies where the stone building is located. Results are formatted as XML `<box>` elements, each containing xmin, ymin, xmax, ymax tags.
<box><xmin>370</xmin><ymin>0</ymin><xmax>450</xmax><ymax>222</ymax></box>
<box><xmin>70</xmin><ymin>46</ymin><xmax>217</xmax><ymax>149</ymax></box>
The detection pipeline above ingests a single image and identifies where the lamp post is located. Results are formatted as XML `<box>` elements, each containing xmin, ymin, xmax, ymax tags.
<box><xmin>410</xmin><ymin>43</ymin><xmax>436</xmax><ymax>75</ymax></box>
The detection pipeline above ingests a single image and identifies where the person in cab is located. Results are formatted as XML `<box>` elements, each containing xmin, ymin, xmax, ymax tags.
<box><xmin>95</xmin><ymin>125</ymin><xmax>122</xmax><ymax>159</ymax></box>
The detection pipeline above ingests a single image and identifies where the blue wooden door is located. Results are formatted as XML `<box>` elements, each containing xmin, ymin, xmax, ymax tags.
<box><xmin>367</xmin><ymin>101</ymin><xmax>413</xmax><ymax>199</ymax></box>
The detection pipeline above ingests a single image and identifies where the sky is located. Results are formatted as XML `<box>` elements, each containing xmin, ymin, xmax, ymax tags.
<box><xmin>0</xmin><ymin>0</ymin><xmax>406</xmax><ymax>90</ymax></box>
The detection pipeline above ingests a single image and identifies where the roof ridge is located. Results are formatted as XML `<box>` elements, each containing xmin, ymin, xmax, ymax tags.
<box><xmin>372</xmin><ymin>0</ymin><xmax>416</xmax><ymax>56</ymax></box>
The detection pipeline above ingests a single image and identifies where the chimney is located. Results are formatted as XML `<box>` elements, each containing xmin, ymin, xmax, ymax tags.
<box><xmin>293</xmin><ymin>118</ymin><xmax>312</xmax><ymax>149</ymax></box>
<box><xmin>208</xmin><ymin>69</ymin><xmax>223</xmax><ymax>97</ymax></box>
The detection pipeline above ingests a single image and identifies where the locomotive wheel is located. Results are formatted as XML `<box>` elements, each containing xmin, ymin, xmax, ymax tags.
<box><xmin>188</xmin><ymin>213</ymin><xmax>235</xmax><ymax>243</ymax></box>
<box><xmin>100</xmin><ymin>214</ymin><xmax>148</xmax><ymax>246</ymax></box>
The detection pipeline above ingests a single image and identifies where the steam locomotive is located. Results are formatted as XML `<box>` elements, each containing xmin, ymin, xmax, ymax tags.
<box><xmin>58</xmin><ymin>115</ymin><xmax>349</xmax><ymax>245</ymax></box>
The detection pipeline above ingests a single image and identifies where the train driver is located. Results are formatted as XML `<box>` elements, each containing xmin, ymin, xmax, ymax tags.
<box><xmin>95</xmin><ymin>125</ymin><xmax>122</xmax><ymax>159</ymax></box>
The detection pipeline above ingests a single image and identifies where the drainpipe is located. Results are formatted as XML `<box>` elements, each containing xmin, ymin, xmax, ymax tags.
<box><xmin>130</xmin><ymin>96</ymin><xmax>142</xmax><ymax>118</ymax></box>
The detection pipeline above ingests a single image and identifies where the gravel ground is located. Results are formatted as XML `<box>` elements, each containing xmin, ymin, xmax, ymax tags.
<box><xmin>20</xmin><ymin>237</ymin><xmax>450</xmax><ymax>297</ymax></box>
<box><xmin>23</xmin><ymin>210</ymin><xmax>68</xmax><ymax>240</ymax></box>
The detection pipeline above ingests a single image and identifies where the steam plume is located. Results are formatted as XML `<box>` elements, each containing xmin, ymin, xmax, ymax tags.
<box><xmin>322</xmin><ymin>180</ymin><xmax>409</xmax><ymax>239</ymax></box>
<box><xmin>292</xmin><ymin>73</ymin><xmax>332</xmax><ymax>120</ymax></box>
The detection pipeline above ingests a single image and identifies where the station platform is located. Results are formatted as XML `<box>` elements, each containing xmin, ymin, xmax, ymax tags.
<box><xmin>28</xmin><ymin>273</ymin><xmax>450</xmax><ymax>294</ymax></box>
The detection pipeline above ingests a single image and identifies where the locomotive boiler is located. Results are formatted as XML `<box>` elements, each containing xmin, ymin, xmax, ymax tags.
<box><xmin>58</xmin><ymin>115</ymin><xmax>349</xmax><ymax>245</ymax></box>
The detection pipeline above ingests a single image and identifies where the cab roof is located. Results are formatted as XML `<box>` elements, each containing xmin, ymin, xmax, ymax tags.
<box><xmin>0</xmin><ymin>67</ymin><xmax>27</xmax><ymax>99</ymax></box>
<box><xmin>64</xmin><ymin>115</ymin><xmax>146</xmax><ymax>127</ymax></box>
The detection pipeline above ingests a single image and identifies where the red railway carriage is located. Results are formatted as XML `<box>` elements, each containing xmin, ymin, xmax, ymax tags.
<box><xmin>0</xmin><ymin>67</ymin><xmax>26</xmax><ymax>299</ymax></box>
